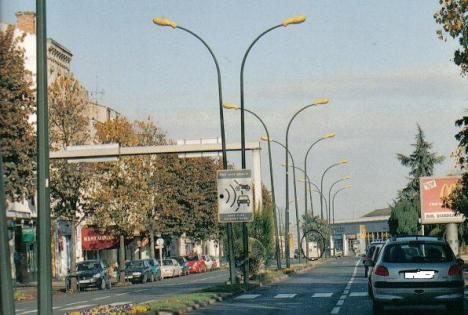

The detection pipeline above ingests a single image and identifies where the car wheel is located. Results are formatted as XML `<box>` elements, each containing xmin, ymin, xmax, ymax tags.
<box><xmin>99</xmin><ymin>279</ymin><xmax>106</xmax><ymax>290</ymax></box>
<box><xmin>447</xmin><ymin>300</ymin><xmax>464</xmax><ymax>315</ymax></box>
<box><xmin>150</xmin><ymin>274</ymin><xmax>155</xmax><ymax>282</ymax></box>
<box><xmin>372</xmin><ymin>299</ymin><xmax>384</xmax><ymax>315</ymax></box>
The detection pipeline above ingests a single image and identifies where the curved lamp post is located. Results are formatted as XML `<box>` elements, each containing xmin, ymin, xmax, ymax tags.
<box><xmin>152</xmin><ymin>17</ymin><xmax>236</xmax><ymax>282</ymax></box>
<box><xmin>224</xmin><ymin>103</ymin><xmax>281</xmax><ymax>269</ymax></box>
<box><xmin>328</xmin><ymin>176</ymin><xmax>351</xmax><ymax>223</ymax></box>
<box><xmin>284</xmin><ymin>98</ymin><xmax>329</xmax><ymax>267</ymax></box>
<box><xmin>304</xmin><ymin>133</ymin><xmax>335</xmax><ymax>218</ymax></box>
<box><xmin>320</xmin><ymin>160</ymin><xmax>348</xmax><ymax>222</ymax></box>
<box><xmin>261</xmin><ymin>136</ymin><xmax>302</xmax><ymax>265</ymax></box>
<box><xmin>239</xmin><ymin>15</ymin><xmax>305</xmax><ymax>279</ymax></box>
<box><xmin>332</xmin><ymin>185</ymin><xmax>352</xmax><ymax>224</ymax></box>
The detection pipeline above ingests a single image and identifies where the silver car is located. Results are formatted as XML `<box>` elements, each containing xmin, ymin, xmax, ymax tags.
<box><xmin>369</xmin><ymin>236</ymin><xmax>464</xmax><ymax>314</ymax></box>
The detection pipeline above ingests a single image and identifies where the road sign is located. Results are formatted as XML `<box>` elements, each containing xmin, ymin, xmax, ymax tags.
<box><xmin>217</xmin><ymin>169</ymin><xmax>254</xmax><ymax>223</ymax></box>
<box><xmin>420</xmin><ymin>176</ymin><xmax>464</xmax><ymax>224</ymax></box>
<box><xmin>156</xmin><ymin>238</ymin><xmax>164</xmax><ymax>246</ymax></box>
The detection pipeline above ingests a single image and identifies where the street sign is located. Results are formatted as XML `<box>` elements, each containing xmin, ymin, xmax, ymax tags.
<box><xmin>156</xmin><ymin>238</ymin><xmax>164</xmax><ymax>246</ymax></box>
<box><xmin>420</xmin><ymin>176</ymin><xmax>464</xmax><ymax>224</ymax></box>
<box><xmin>217</xmin><ymin>169</ymin><xmax>254</xmax><ymax>223</ymax></box>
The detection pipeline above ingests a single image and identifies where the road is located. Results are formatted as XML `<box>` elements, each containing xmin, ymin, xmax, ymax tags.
<box><xmin>14</xmin><ymin>269</ymin><xmax>228</xmax><ymax>314</ymax></box>
<box><xmin>192</xmin><ymin>256</ymin><xmax>468</xmax><ymax>315</ymax></box>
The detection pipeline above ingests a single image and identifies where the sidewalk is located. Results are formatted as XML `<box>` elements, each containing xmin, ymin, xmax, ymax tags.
<box><xmin>15</xmin><ymin>280</ymin><xmax>65</xmax><ymax>301</ymax></box>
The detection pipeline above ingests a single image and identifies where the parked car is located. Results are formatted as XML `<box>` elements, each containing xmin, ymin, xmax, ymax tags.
<box><xmin>144</xmin><ymin>258</ymin><xmax>162</xmax><ymax>281</ymax></box>
<box><xmin>171</xmin><ymin>256</ymin><xmax>190</xmax><ymax>275</ymax></box>
<box><xmin>185</xmin><ymin>256</ymin><xmax>207</xmax><ymax>273</ymax></box>
<box><xmin>368</xmin><ymin>235</ymin><xmax>464</xmax><ymax>315</ymax></box>
<box><xmin>363</xmin><ymin>241</ymin><xmax>385</xmax><ymax>277</ymax></box>
<box><xmin>202</xmin><ymin>255</ymin><xmax>214</xmax><ymax>271</ymax></box>
<box><xmin>160</xmin><ymin>258</ymin><xmax>183</xmax><ymax>278</ymax></box>
<box><xmin>125</xmin><ymin>259</ymin><xmax>153</xmax><ymax>283</ymax></box>
<box><xmin>66</xmin><ymin>260</ymin><xmax>111</xmax><ymax>291</ymax></box>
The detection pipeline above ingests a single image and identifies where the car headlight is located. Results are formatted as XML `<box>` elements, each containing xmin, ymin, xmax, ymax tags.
<box><xmin>133</xmin><ymin>272</ymin><xmax>141</xmax><ymax>276</ymax></box>
<box><xmin>93</xmin><ymin>273</ymin><xmax>101</xmax><ymax>279</ymax></box>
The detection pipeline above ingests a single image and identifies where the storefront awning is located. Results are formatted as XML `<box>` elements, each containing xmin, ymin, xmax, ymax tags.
<box><xmin>82</xmin><ymin>227</ymin><xmax>119</xmax><ymax>250</ymax></box>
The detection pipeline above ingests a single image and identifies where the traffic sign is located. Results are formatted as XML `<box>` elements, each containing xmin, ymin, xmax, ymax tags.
<box><xmin>217</xmin><ymin>169</ymin><xmax>254</xmax><ymax>223</ymax></box>
<box><xmin>156</xmin><ymin>238</ymin><xmax>164</xmax><ymax>246</ymax></box>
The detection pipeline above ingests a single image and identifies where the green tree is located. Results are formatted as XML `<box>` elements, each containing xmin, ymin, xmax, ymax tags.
<box><xmin>434</xmin><ymin>0</ymin><xmax>468</xmax><ymax>75</ymax></box>
<box><xmin>389</xmin><ymin>125</ymin><xmax>444</xmax><ymax>235</ymax></box>
<box><xmin>0</xmin><ymin>25</ymin><xmax>35</xmax><ymax>201</ymax></box>
<box><xmin>48</xmin><ymin>73</ymin><xmax>91</xmax><ymax>291</ymax></box>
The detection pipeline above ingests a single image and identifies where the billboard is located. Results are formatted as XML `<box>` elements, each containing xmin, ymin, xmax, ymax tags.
<box><xmin>420</xmin><ymin>176</ymin><xmax>464</xmax><ymax>224</ymax></box>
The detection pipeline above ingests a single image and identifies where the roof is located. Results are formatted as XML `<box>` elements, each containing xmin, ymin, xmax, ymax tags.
<box><xmin>361</xmin><ymin>208</ymin><xmax>391</xmax><ymax>218</ymax></box>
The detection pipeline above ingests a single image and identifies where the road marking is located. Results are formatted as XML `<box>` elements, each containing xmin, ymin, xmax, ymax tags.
<box><xmin>60</xmin><ymin>304</ymin><xmax>94</xmax><ymax>311</ymax></box>
<box><xmin>312</xmin><ymin>293</ymin><xmax>333</xmax><ymax>298</ymax></box>
<box><xmin>337</xmin><ymin>300</ymin><xmax>344</xmax><ymax>306</ymax></box>
<box><xmin>330</xmin><ymin>258</ymin><xmax>361</xmax><ymax>314</ymax></box>
<box><xmin>274</xmin><ymin>294</ymin><xmax>297</xmax><ymax>299</ymax></box>
<box><xmin>349</xmin><ymin>292</ymin><xmax>368</xmax><ymax>297</ymax></box>
<box><xmin>64</xmin><ymin>301</ymin><xmax>87</xmax><ymax>306</ymax></box>
<box><xmin>331</xmin><ymin>306</ymin><xmax>340</xmax><ymax>314</ymax></box>
<box><xmin>17</xmin><ymin>310</ymin><xmax>37</xmax><ymax>315</ymax></box>
<box><xmin>235</xmin><ymin>294</ymin><xmax>260</xmax><ymax>300</ymax></box>
<box><xmin>116</xmin><ymin>292</ymin><xmax>128</xmax><ymax>296</ymax></box>
<box><xmin>135</xmin><ymin>289</ymin><xmax>149</xmax><ymax>293</ymax></box>
<box><xmin>343</xmin><ymin>290</ymin><xmax>349</xmax><ymax>294</ymax></box>
<box><xmin>93</xmin><ymin>295</ymin><xmax>111</xmax><ymax>301</ymax></box>
<box><xmin>339</xmin><ymin>295</ymin><xmax>347</xmax><ymax>300</ymax></box>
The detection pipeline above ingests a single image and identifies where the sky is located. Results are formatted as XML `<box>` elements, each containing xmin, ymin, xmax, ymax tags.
<box><xmin>2</xmin><ymin>0</ymin><xmax>467</xmax><ymax>224</ymax></box>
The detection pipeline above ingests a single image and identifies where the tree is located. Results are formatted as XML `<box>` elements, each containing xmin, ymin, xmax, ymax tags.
<box><xmin>0</xmin><ymin>25</ymin><xmax>36</xmax><ymax>201</ymax></box>
<box><xmin>301</xmin><ymin>213</ymin><xmax>331</xmax><ymax>257</ymax></box>
<box><xmin>389</xmin><ymin>125</ymin><xmax>444</xmax><ymax>235</ymax></box>
<box><xmin>48</xmin><ymin>73</ymin><xmax>91</xmax><ymax>291</ymax></box>
<box><xmin>434</xmin><ymin>0</ymin><xmax>468</xmax><ymax>75</ymax></box>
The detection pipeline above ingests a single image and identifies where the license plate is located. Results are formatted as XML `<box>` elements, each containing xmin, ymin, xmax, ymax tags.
<box><xmin>79</xmin><ymin>279</ymin><xmax>92</xmax><ymax>284</ymax></box>
<box><xmin>404</xmin><ymin>271</ymin><xmax>435</xmax><ymax>279</ymax></box>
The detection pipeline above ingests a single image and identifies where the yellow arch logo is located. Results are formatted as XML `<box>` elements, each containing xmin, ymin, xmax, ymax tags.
<box><xmin>439</xmin><ymin>183</ymin><xmax>457</xmax><ymax>199</ymax></box>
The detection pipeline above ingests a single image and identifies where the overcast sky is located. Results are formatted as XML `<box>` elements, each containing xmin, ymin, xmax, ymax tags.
<box><xmin>2</xmin><ymin>0</ymin><xmax>467</xmax><ymax>223</ymax></box>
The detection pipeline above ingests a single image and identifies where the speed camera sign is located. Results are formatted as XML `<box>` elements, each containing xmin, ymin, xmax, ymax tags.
<box><xmin>217</xmin><ymin>169</ymin><xmax>254</xmax><ymax>223</ymax></box>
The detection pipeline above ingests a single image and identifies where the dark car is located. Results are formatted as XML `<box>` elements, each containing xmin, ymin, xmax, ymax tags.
<box><xmin>66</xmin><ymin>260</ymin><xmax>111</xmax><ymax>291</ymax></box>
<box><xmin>170</xmin><ymin>256</ymin><xmax>190</xmax><ymax>275</ymax></box>
<box><xmin>144</xmin><ymin>258</ymin><xmax>162</xmax><ymax>281</ymax></box>
<box><xmin>125</xmin><ymin>259</ymin><xmax>153</xmax><ymax>283</ymax></box>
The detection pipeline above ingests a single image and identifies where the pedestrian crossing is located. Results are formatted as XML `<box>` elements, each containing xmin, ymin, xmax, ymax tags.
<box><xmin>235</xmin><ymin>291</ymin><xmax>368</xmax><ymax>300</ymax></box>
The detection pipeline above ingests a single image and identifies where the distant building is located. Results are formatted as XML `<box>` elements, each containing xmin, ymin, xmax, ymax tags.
<box><xmin>331</xmin><ymin>208</ymin><xmax>391</xmax><ymax>256</ymax></box>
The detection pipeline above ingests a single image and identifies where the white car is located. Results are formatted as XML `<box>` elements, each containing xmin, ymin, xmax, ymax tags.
<box><xmin>202</xmin><ymin>255</ymin><xmax>214</xmax><ymax>271</ymax></box>
<box><xmin>160</xmin><ymin>259</ymin><xmax>183</xmax><ymax>278</ymax></box>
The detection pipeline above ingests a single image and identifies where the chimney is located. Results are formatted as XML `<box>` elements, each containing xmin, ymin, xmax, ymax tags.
<box><xmin>16</xmin><ymin>11</ymin><xmax>36</xmax><ymax>34</ymax></box>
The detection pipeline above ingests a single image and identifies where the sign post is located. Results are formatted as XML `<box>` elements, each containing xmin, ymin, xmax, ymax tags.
<box><xmin>156</xmin><ymin>238</ymin><xmax>164</xmax><ymax>266</ymax></box>
<box><xmin>217</xmin><ymin>170</ymin><xmax>254</xmax><ymax>223</ymax></box>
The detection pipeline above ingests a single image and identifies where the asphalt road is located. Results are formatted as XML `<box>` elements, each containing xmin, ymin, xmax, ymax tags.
<box><xmin>192</xmin><ymin>256</ymin><xmax>468</xmax><ymax>315</ymax></box>
<box><xmin>14</xmin><ymin>269</ymin><xmax>229</xmax><ymax>314</ymax></box>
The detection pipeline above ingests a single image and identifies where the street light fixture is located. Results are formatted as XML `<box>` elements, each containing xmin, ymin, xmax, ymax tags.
<box><xmin>261</xmin><ymin>136</ymin><xmax>303</xmax><ymax>265</ymax></box>
<box><xmin>283</xmin><ymin>98</ymin><xmax>329</xmax><ymax>267</ymax></box>
<box><xmin>152</xmin><ymin>16</ymin><xmax>235</xmax><ymax>283</ymax></box>
<box><xmin>320</xmin><ymin>160</ymin><xmax>348</xmax><ymax>222</ymax></box>
<box><xmin>303</xmin><ymin>132</ymin><xmax>335</xmax><ymax>219</ymax></box>
<box><xmin>224</xmin><ymin>103</ymin><xmax>281</xmax><ymax>269</ymax></box>
<box><xmin>239</xmin><ymin>15</ymin><xmax>306</xmax><ymax>279</ymax></box>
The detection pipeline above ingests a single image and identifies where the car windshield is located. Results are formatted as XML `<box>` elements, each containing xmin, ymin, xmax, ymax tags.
<box><xmin>382</xmin><ymin>242</ymin><xmax>454</xmax><ymax>263</ymax></box>
<box><xmin>126</xmin><ymin>260</ymin><xmax>144</xmax><ymax>268</ymax></box>
<box><xmin>77</xmin><ymin>262</ymin><xmax>100</xmax><ymax>272</ymax></box>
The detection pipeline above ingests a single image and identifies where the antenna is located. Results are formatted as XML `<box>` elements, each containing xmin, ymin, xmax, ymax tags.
<box><xmin>89</xmin><ymin>74</ymin><xmax>105</xmax><ymax>105</ymax></box>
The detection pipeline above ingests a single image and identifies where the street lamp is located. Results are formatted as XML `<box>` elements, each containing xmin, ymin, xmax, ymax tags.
<box><xmin>261</xmin><ymin>136</ymin><xmax>303</xmax><ymax>265</ymax></box>
<box><xmin>152</xmin><ymin>17</ymin><xmax>236</xmax><ymax>283</ymax></box>
<box><xmin>328</xmin><ymin>176</ymin><xmax>351</xmax><ymax>224</ymax></box>
<box><xmin>224</xmin><ymin>103</ymin><xmax>281</xmax><ymax>269</ymax></box>
<box><xmin>239</xmin><ymin>15</ymin><xmax>305</xmax><ymax>280</ymax></box>
<box><xmin>284</xmin><ymin>98</ymin><xmax>329</xmax><ymax>267</ymax></box>
<box><xmin>320</xmin><ymin>160</ymin><xmax>348</xmax><ymax>222</ymax></box>
<box><xmin>304</xmin><ymin>133</ymin><xmax>335</xmax><ymax>219</ymax></box>
<box><xmin>332</xmin><ymin>185</ymin><xmax>352</xmax><ymax>224</ymax></box>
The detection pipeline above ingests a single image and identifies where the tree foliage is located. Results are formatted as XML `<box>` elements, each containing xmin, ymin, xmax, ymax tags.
<box><xmin>0</xmin><ymin>25</ymin><xmax>36</xmax><ymax>201</ymax></box>
<box><xmin>389</xmin><ymin>125</ymin><xmax>444</xmax><ymax>235</ymax></box>
<box><xmin>434</xmin><ymin>0</ymin><xmax>468</xmax><ymax>75</ymax></box>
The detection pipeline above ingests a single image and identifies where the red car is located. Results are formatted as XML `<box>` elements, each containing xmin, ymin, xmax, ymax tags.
<box><xmin>185</xmin><ymin>256</ymin><xmax>207</xmax><ymax>273</ymax></box>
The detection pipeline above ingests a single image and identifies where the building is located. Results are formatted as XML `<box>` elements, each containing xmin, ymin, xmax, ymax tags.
<box><xmin>331</xmin><ymin>208</ymin><xmax>391</xmax><ymax>256</ymax></box>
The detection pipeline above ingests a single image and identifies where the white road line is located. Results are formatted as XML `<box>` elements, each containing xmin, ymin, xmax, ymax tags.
<box><xmin>349</xmin><ymin>292</ymin><xmax>368</xmax><ymax>297</ymax></box>
<box><xmin>337</xmin><ymin>300</ymin><xmax>344</xmax><ymax>306</ymax></box>
<box><xmin>64</xmin><ymin>301</ymin><xmax>87</xmax><ymax>306</ymax></box>
<box><xmin>331</xmin><ymin>306</ymin><xmax>340</xmax><ymax>314</ymax></box>
<box><xmin>134</xmin><ymin>289</ymin><xmax>149</xmax><ymax>293</ymax></box>
<box><xmin>312</xmin><ymin>293</ymin><xmax>333</xmax><ymax>298</ymax></box>
<box><xmin>116</xmin><ymin>292</ymin><xmax>128</xmax><ymax>296</ymax></box>
<box><xmin>339</xmin><ymin>295</ymin><xmax>347</xmax><ymax>300</ymax></box>
<box><xmin>274</xmin><ymin>294</ymin><xmax>297</xmax><ymax>299</ymax></box>
<box><xmin>235</xmin><ymin>294</ymin><xmax>261</xmax><ymax>300</ymax></box>
<box><xmin>92</xmin><ymin>295</ymin><xmax>111</xmax><ymax>301</ymax></box>
<box><xmin>17</xmin><ymin>310</ymin><xmax>37</xmax><ymax>315</ymax></box>
<box><xmin>343</xmin><ymin>290</ymin><xmax>349</xmax><ymax>294</ymax></box>
<box><xmin>60</xmin><ymin>304</ymin><xmax>94</xmax><ymax>311</ymax></box>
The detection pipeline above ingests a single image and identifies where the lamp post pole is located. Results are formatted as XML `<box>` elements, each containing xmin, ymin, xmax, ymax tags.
<box><xmin>332</xmin><ymin>186</ymin><xmax>352</xmax><ymax>224</ymax></box>
<box><xmin>224</xmin><ymin>105</ymin><xmax>281</xmax><ymax>269</ymax></box>
<box><xmin>320</xmin><ymin>160</ymin><xmax>347</xmax><ymax>222</ymax></box>
<box><xmin>328</xmin><ymin>177</ymin><xmax>351</xmax><ymax>224</ymax></box>
<box><xmin>239</xmin><ymin>15</ymin><xmax>306</xmax><ymax>280</ymax></box>
<box><xmin>152</xmin><ymin>18</ymin><xmax>234</xmax><ymax>283</ymax></box>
